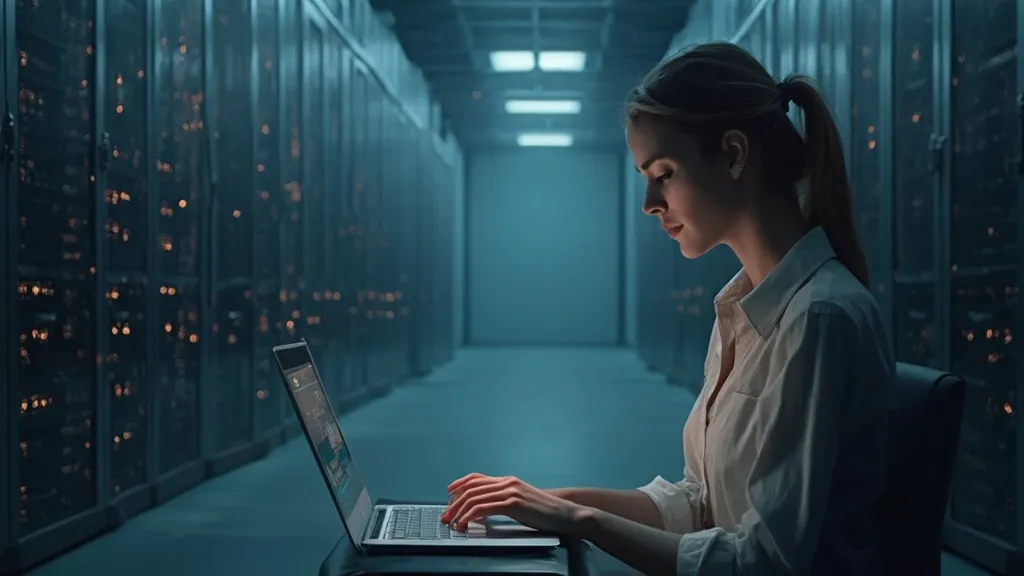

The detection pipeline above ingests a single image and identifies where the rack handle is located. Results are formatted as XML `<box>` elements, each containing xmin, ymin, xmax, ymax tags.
<box><xmin>0</xmin><ymin>112</ymin><xmax>13</xmax><ymax>164</ymax></box>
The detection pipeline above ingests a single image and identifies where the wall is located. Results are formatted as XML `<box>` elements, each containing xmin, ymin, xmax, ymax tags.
<box><xmin>466</xmin><ymin>149</ymin><xmax>623</xmax><ymax>345</ymax></box>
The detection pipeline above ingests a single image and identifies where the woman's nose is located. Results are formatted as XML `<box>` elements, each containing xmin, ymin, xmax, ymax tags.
<box><xmin>642</xmin><ymin>192</ymin><xmax>666</xmax><ymax>216</ymax></box>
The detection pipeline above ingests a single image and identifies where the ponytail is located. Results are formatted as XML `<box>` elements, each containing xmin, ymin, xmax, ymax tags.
<box><xmin>784</xmin><ymin>75</ymin><xmax>870</xmax><ymax>287</ymax></box>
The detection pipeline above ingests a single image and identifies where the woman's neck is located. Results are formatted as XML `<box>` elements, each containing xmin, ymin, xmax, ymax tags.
<box><xmin>725</xmin><ymin>203</ymin><xmax>809</xmax><ymax>287</ymax></box>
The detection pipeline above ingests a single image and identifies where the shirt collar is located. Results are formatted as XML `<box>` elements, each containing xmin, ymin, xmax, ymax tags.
<box><xmin>714</xmin><ymin>227</ymin><xmax>837</xmax><ymax>340</ymax></box>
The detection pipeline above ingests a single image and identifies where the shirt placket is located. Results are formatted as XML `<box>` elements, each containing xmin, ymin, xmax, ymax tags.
<box><xmin>700</xmin><ymin>316</ymin><xmax>731</xmax><ymax>530</ymax></box>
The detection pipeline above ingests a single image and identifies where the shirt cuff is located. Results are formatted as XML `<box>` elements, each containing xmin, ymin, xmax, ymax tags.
<box><xmin>677</xmin><ymin>527</ymin><xmax>735</xmax><ymax>576</ymax></box>
<box><xmin>636</xmin><ymin>475</ymin><xmax>699</xmax><ymax>534</ymax></box>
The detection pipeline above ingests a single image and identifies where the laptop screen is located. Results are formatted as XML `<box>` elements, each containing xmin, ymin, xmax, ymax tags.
<box><xmin>277</xmin><ymin>345</ymin><xmax>374</xmax><ymax>541</ymax></box>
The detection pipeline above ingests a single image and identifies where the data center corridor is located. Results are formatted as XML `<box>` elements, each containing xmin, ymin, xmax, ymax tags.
<box><xmin>26</xmin><ymin>348</ymin><xmax>991</xmax><ymax>576</ymax></box>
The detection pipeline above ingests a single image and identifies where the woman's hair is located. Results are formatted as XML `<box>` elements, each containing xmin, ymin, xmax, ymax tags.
<box><xmin>625</xmin><ymin>41</ymin><xmax>869</xmax><ymax>287</ymax></box>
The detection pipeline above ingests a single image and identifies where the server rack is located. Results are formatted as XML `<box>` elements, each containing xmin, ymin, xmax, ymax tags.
<box><xmin>634</xmin><ymin>0</ymin><xmax>1024</xmax><ymax>571</ymax></box>
<box><xmin>0</xmin><ymin>0</ymin><xmax>10</xmax><ymax>560</ymax></box>
<box><xmin>251</xmin><ymin>0</ymin><xmax>285</xmax><ymax>443</ymax></box>
<box><xmin>0</xmin><ymin>0</ymin><xmax>463</xmax><ymax>572</ymax></box>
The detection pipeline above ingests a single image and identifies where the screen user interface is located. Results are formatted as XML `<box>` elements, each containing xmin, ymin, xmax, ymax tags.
<box><xmin>284</xmin><ymin>363</ymin><xmax>369</xmax><ymax>526</ymax></box>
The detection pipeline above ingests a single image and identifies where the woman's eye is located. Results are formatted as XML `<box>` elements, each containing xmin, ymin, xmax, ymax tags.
<box><xmin>655</xmin><ymin>173</ymin><xmax>672</xmax><ymax>183</ymax></box>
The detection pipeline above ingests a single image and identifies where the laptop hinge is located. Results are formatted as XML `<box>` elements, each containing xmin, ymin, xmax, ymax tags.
<box><xmin>360</xmin><ymin>502</ymin><xmax>387</xmax><ymax>545</ymax></box>
<box><xmin>368</xmin><ymin>507</ymin><xmax>387</xmax><ymax>541</ymax></box>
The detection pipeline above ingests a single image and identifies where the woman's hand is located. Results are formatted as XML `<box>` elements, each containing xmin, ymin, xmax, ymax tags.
<box><xmin>441</xmin><ymin>473</ymin><xmax>584</xmax><ymax>534</ymax></box>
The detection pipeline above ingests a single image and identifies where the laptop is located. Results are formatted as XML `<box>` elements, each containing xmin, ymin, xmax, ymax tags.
<box><xmin>273</xmin><ymin>340</ymin><xmax>561</xmax><ymax>552</ymax></box>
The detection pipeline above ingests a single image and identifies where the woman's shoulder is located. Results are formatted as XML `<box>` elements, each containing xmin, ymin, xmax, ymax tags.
<box><xmin>780</xmin><ymin>259</ymin><xmax>886</xmax><ymax>338</ymax></box>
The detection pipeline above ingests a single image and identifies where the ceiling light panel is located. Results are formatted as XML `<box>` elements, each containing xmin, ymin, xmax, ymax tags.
<box><xmin>505</xmin><ymin>100</ymin><xmax>582</xmax><ymax>114</ymax></box>
<box><xmin>489</xmin><ymin>51</ymin><xmax>536</xmax><ymax>72</ymax></box>
<box><xmin>517</xmin><ymin>133</ymin><xmax>574</xmax><ymax>147</ymax></box>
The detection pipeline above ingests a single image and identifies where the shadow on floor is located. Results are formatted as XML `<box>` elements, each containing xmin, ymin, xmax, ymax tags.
<box><xmin>30</xmin><ymin>348</ymin><xmax>993</xmax><ymax>575</ymax></box>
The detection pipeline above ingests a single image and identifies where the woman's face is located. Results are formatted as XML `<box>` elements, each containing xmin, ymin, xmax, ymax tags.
<box><xmin>626</xmin><ymin>117</ymin><xmax>747</xmax><ymax>259</ymax></box>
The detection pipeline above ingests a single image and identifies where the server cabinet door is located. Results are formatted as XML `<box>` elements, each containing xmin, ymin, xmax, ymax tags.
<box><xmin>747</xmin><ymin>14</ymin><xmax>765</xmax><ymax>66</ymax></box>
<box><xmin>827</xmin><ymin>0</ymin><xmax>853</xmax><ymax>153</ymax></box>
<box><xmin>301</xmin><ymin>4</ymin><xmax>328</xmax><ymax>397</ymax></box>
<box><xmin>396</xmin><ymin>114</ymin><xmax>415</xmax><ymax>376</ymax></box>
<box><xmin>850</xmin><ymin>0</ymin><xmax>890</xmax><ymax>314</ymax></box>
<box><xmin>762</xmin><ymin>0</ymin><xmax>776</xmax><ymax>75</ymax></box>
<box><xmin>414</xmin><ymin>138</ymin><xmax>435</xmax><ymax>368</ymax></box>
<box><xmin>322</xmin><ymin>27</ymin><xmax>345</xmax><ymax>407</ymax></box>
<box><xmin>946</xmin><ymin>0</ymin><xmax>1021</xmax><ymax>562</ymax></box>
<box><xmin>279</xmin><ymin>0</ymin><xmax>302</xmax><ymax>426</ymax></box>
<box><xmin>334</xmin><ymin>46</ymin><xmax>356</xmax><ymax>400</ymax></box>
<box><xmin>435</xmin><ymin>147</ymin><xmax>446</xmax><ymax>363</ymax></box>
<box><xmin>365</xmin><ymin>80</ymin><xmax>384</xmax><ymax>386</ymax></box>
<box><xmin>381</xmin><ymin>102</ymin><xmax>401</xmax><ymax>379</ymax></box>
<box><xmin>376</xmin><ymin>100</ymin><xmax>391</xmax><ymax>380</ymax></box>
<box><xmin>0</xmin><ymin>0</ymin><xmax>12</xmax><ymax>555</ymax></box>
<box><xmin>402</xmin><ymin>117</ymin><xmax>420</xmax><ymax>372</ymax></box>
<box><xmin>816</xmin><ymin>0</ymin><xmax>834</xmax><ymax>100</ymax></box>
<box><xmin>102</xmin><ymin>0</ymin><xmax>150</xmax><ymax>498</ymax></box>
<box><xmin>210</xmin><ymin>0</ymin><xmax>255</xmax><ymax>454</ymax></box>
<box><xmin>795</xmin><ymin>0</ymin><xmax>821</xmax><ymax>79</ymax></box>
<box><xmin>437</xmin><ymin>159</ymin><xmax>454</xmax><ymax>363</ymax></box>
<box><xmin>349</xmin><ymin>61</ymin><xmax>369</xmax><ymax>392</ymax></box>
<box><xmin>13</xmin><ymin>0</ymin><xmax>101</xmax><ymax>539</ymax></box>
<box><xmin>773</xmin><ymin>0</ymin><xmax>798</xmax><ymax>124</ymax></box>
<box><xmin>252</xmin><ymin>0</ymin><xmax>284</xmax><ymax>436</ymax></box>
<box><xmin>892</xmin><ymin>0</ymin><xmax>939</xmax><ymax>368</ymax></box>
<box><xmin>152</xmin><ymin>0</ymin><xmax>205</xmax><ymax>474</ymax></box>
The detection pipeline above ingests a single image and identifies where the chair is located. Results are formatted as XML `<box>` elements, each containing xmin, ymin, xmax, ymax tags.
<box><xmin>882</xmin><ymin>362</ymin><xmax>966</xmax><ymax>576</ymax></box>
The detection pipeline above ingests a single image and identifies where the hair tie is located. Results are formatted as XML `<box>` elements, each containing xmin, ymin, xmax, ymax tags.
<box><xmin>777</xmin><ymin>81</ymin><xmax>792</xmax><ymax>112</ymax></box>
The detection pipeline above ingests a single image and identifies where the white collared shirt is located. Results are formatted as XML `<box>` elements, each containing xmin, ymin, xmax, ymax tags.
<box><xmin>638</xmin><ymin>227</ymin><xmax>893</xmax><ymax>575</ymax></box>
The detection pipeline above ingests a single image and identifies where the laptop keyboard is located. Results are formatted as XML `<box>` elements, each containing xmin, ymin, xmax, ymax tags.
<box><xmin>384</xmin><ymin>506</ymin><xmax>481</xmax><ymax>541</ymax></box>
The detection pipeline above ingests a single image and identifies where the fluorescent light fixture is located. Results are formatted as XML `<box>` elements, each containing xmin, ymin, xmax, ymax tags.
<box><xmin>489</xmin><ymin>51</ymin><xmax>536</xmax><ymax>72</ymax></box>
<box><xmin>505</xmin><ymin>99</ymin><xmax>582</xmax><ymax>115</ymax></box>
<box><xmin>517</xmin><ymin>132</ymin><xmax>574</xmax><ymax>147</ymax></box>
<box><xmin>538</xmin><ymin>51</ymin><xmax>587</xmax><ymax>72</ymax></box>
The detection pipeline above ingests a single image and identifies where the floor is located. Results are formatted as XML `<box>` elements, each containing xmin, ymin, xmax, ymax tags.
<box><xmin>30</xmin><ymin>348</ymin><xmax>993</xmax><ymax>575</ymax></box>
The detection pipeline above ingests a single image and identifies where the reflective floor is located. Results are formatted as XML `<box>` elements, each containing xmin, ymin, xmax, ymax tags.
<box><xmin>30</xmin><ymin>348</ymin><xmax>991</xmax><ymax>575</ymax></box>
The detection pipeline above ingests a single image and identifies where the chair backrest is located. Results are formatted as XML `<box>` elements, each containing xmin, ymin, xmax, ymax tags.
<box><xmin>882</xmin><ymin>362</ymin><xmax>966</xmax><ymax>576</ymax></box>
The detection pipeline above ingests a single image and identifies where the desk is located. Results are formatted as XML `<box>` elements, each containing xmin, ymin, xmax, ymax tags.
<box><xmin>318</xmin><ymin>500</ymin><xmax>597</xmax><ymax>576</ymax></box>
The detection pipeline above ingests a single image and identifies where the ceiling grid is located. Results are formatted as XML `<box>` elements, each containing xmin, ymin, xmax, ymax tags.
<box><xmin>370</xmin><ymin>0</ymin><xmax>695</xmax><ymax>147</ymax></box>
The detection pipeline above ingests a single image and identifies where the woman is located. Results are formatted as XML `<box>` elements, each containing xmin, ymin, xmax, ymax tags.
<box><xmin>441</xmin><ymin>42</ymin><xmax>893</xmax><ymax>575</ymax></box>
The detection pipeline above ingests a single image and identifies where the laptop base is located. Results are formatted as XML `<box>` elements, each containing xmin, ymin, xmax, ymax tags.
<box><xmin>318</xmin><ymin>499</ymin><xmax>594</xmax><ymax>576</ymax></box>
<box><xmin>364</xmin><ymin>504</ymin><xmax>560</xmax><ymax>551</ymax></box>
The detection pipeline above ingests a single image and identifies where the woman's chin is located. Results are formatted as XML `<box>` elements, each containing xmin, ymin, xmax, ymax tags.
<box><xmin>676</xmin><ymin>236</ymin><xmax>711</xmax><ymax>260</ymax></box>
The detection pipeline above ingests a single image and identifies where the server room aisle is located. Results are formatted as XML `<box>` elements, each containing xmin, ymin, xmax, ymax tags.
<box><xmin>29</xmin><ymin>348</ymin><xmax>990</xmax><ymax>576</ymax></box>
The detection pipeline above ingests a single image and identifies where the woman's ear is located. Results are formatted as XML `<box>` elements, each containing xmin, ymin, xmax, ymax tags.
<box><xmin>721</xmin><ymin>129</ymin><xmax>749</xmax><ymax>180</ymax></box>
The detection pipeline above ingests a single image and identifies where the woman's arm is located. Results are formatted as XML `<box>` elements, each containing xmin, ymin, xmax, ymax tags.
<box><xmin>546</xmin><ymin>487</ymin><xmax>665</xmax><ymax>529</ymax></box>
<box><xmin>569</xmin><ymin>506</ymin><xmax>682</xmax><ymax>576</ymax></box>
<box><xmin>563</xmin><ymin>306</ymin><xmax>874</xmax><ymax>576</ymax></box>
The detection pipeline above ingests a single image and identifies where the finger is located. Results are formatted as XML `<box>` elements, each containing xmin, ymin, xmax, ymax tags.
<box><xmin>448</xmin><ymin>473</ymin><xmax>509</xmax><ymax>498</ymax></box>
<box><xmin>446</xmin><ymin>472</ymin><xmax>487</xmax><ymax>493</ymax></box>
<box><xmin>443</xmin><ymin>477</ymin><xmax>516</xmax><ymax>522</ymax></box>
<box><xmin>446</xmin><ymin>476</ymin><xmax>511</xmax><ymax>514</ymax></box>
<box><xmin>451</xmin><ymin>487</ymin><xmax>517</xmax><ymax>527</ymax></box>
<box><xmin>456</xmin><ymin>498</ymin><xmax>519</xmax><ymax>530</ymax></box>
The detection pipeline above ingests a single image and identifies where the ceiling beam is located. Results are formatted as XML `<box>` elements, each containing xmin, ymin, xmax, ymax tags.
<box><xmin>464</xmin><ymin>19</ymin><xmax>605</xmax><ymax>30</ymax></box>
<box><xmin>453</xmin><ymin>0</ymin><xmax>613</xmax><ymax>8</ymax></box>
<box><xmin>423</xmin><ymin>66</ymin><xmax>648</xmax><ymax>84</ymax></box>
<box><xmin>452</xmin><ymin>0</ymin><xmax>477</xmax><ymax>68</ymax></box>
